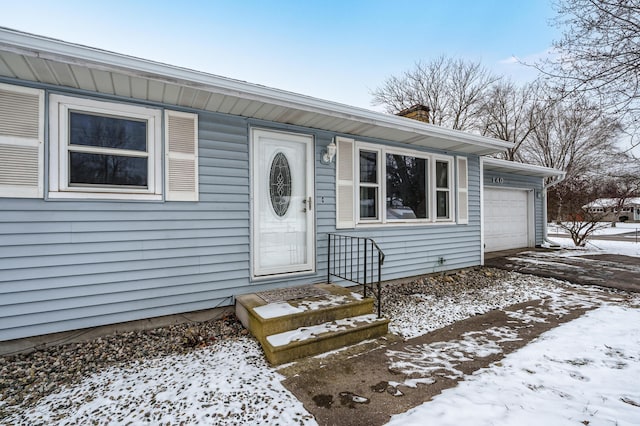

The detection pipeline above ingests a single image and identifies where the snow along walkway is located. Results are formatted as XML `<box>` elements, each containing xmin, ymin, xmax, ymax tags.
<box><xmin>2</xmin><ymin>270</ymin><xmax>637</xmax><ymax>425</ymax></box>
<box><xmin>386</xmin><ymin>303</ymin><xmax>640</xmax><ymax>426</ymax></box>
<box><xmin>280</xmin><ymin>283</ymin><xmax>632</xmax><ymax>426</ymax></box>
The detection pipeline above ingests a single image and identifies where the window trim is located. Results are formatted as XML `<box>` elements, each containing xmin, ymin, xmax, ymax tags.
<box><xmin>49</xmin><ymin>94</ymin><xmax>162</xmax><ymax>200</ymax></box>
<box><xmin>356</xmin><ymin>146</ymin><xmax>382</xmax><ymax>224</ymax></box>
<box><xmin>434</xmin><ymin>156</ymin><xmax>454</xmax><ymax>222</ymax></box>
<box><xmin>384</xmin><ymin>147</ymin><xmax>430</xmax><ymax>223</ymax></box>
<box><xmin>355</xmin><ymin>142</ymin><xmax>456</xmax><ymax>225</ymax></box>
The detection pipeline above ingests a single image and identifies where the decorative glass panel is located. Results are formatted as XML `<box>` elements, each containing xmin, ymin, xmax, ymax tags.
<box><xmin>269</xmin><ymin>152</ymin><xmax>291</xmax><ymax>217</ymax></box>
<box><xmin>386</xmin><ymin>153</ymin><xmax>427</xmax><ymax>219</ymax></box>
<box><xmin>359</xmin><ymin>151</ymin><xmax>378</xmax><ymax>183</ymax></box>
<box><xmin>70</xmin><ymin>112</ymin><xmax>147</xmax><ymax>151</ymax></box>
<box><xmin>69</xmin><ymin>152</ymin><xmax>148</xmax><ymax>187</ymax></box>
<box><xmin>360</xmin><ymin>187</ymin><xmax>378</xmax><ymax>219</ymax></box>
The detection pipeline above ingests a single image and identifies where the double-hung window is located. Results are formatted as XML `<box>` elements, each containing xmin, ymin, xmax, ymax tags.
<box><xmin>358</xmin><ymin>148</ymin><xmax>381</xmax><ymax>221</ymax></box>
<box><xmin>49</xmin><ymin>94</ymin><xmax>162</xmax><ymax>200</ymax></box>
<box><xmin>0</xmin><ymin>83</ymin><xmax>198</xmax><ymax>202</ymax></box>
<box><xmin>348</xmin><ymin>141</ymin><xmax>461</xmax><ymax>226</ymax></box>
<box><xmin>435</xmin><ymin>158</ymin><xmax>453</xmax><ymax>221</ymax></box>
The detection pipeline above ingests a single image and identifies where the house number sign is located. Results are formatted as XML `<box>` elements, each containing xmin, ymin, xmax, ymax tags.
<box><xmin>491</xmin><ymin>177</ymin><xmax>504</xmax><ymax>184</ymax></box>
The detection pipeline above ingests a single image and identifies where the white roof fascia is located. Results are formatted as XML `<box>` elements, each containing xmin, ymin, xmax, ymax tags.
<box><xmin>482</xmin><ymin>157</ymin><xmax>565</xmax><ymax>178</ymax></box>
<box><xmin>0</xmin><ymin>27</ymin><xmax>512</xmax><ymax>154</ymax></box>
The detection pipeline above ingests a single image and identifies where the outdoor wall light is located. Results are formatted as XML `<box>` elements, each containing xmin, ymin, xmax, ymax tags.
<box><xmin>321</xmin><ymin>140</ymin><xmax>337</xmax><ymax>164</ymax></box>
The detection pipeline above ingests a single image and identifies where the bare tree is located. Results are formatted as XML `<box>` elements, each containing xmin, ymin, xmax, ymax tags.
<box><xmin>550</xmin><ymin>177</ymin><xmax>610</xmax><ymax>246</ymax></box>
<box><xmin>516</xmin><ymin>93</ymin><xmax>622</xmax><ymax>225</ymax></box>
<box><xmin>371</xmin><ymin>56</ymin><xmax>501</xmax><ymax>131</ymax></box>
<box><xmin>541</xmin><ymin>0</ymin><xmax>640</xmax><ymax>148</ymax></box>
<box><xmin>478</xmin><ymin>80</ymin><xmax>551</xmax><ymax>161</ymax></box>
<box><xmin>520</xmin><ymin>94</ymin><xmax>622</xmax><ymax>182</ymax></box>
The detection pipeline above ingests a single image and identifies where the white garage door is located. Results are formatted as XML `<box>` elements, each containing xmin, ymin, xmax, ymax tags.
<box><xmin>484</xmin><ymin>188</ymin><xmax>530</xmax><ymax>252</ymax></box>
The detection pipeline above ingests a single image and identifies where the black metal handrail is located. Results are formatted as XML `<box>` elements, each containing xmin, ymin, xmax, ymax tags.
<box><xmin>327</xmin><ymin>233</ymin><xmax>385</xmax><ymax>318</ymax></box>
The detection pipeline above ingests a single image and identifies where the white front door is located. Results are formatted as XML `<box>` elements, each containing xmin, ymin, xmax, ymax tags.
<box><xmin>251</xmin><ymin>129</ymin><xmax>315</xmax><ymax>278</ymax></box>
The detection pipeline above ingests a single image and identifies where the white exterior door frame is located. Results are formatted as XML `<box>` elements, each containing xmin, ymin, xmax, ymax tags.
<box><xmin>250</xmin><ymin>128</ymin><xmax>315</xmax><ymax>279</ymax></box>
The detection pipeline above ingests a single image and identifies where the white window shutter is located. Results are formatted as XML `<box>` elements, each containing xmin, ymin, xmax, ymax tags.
<box><xmin>335</xmin><ymin>136</ymin><xmax>355</xmax><ymax>229</ymax></box>
<box><xmin>165</xmin><ymin>110</ymin><xmax>199</xmax><ymax>201</ymax></box>
<box><xmin>457</xmin><ymin>156</ymin><xmax>469</xmax><ymax>224</ymax></box>
<box><xmin>0</xmin><ymin>83</ymin><xmax>44</xmax><ymax>198</ymax></box>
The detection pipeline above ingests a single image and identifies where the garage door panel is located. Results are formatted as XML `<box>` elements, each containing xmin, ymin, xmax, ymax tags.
<box><xmin>484</xmin><ymin>188</ymin><xmax>529</xmax><ymax>251</ymax></box>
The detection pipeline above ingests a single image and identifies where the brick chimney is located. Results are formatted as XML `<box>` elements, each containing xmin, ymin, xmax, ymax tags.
<box><xmin>396</xmin><ymin>104</ymin><xmax>430</xmax><ymax>123</ymax></box>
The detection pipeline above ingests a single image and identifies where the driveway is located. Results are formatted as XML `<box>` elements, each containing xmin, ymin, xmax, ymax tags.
<box><xmin>484</xmin><ymin>249</ymin><xmax>640</xmax><ymax>293</ymax></box>
<box><xmin>277</xmin><ymin>252</ymin><xmax>640</xmax><ymax>425</ymax></box>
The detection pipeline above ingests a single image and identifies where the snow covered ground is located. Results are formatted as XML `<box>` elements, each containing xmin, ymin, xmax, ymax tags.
<box><xmin>384</xmin><ymin>237</ymin><xmax>640</xmax><ymax>426</ymax></box>
<box><xmin>386</xmin><ymin>304</ymin><xmax>640</xmax><ymax>426</ymax></box>
<box><xmin>7</xmin><ymin>278</ymin><xmax>638</xmax><ymax>426</ymax></box>
<box><xmin>548</xmin><ymin>222</ymin><xmax>640</xmax><ymax>236</ymax></box>
<box><xmin>9</xmin><ymin>338</ymin><xmax>316</xmax><ymax>425</ymax></box>
<box><xmin>3</xmin><ymin>239</ymin><xmax>639</xmax><ymax>425</ymax></box>
<box><xmin>546</xmin><ymin>222</ymin><xmax>640</xmax><ymax>256</ymax></box>
<box><xmin>385</xmin><ymin>273</ymin><xmax>591</xmax><ymax>339</ymax></box>
<box><xmin>548</xmin><ymin>235</ymin><xmax>640</xmax><ymax>257</ymax></box>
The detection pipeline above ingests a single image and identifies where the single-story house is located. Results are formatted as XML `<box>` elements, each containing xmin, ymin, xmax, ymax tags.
<box><xmin>0</xmin><ymin>28</ymin><xmax>564</xmax><ymax>345</ymax></box>
<box><xmin>584</xmin><ymin>198</ymin><xmax>640</xmax><ymax>222</ymax></box>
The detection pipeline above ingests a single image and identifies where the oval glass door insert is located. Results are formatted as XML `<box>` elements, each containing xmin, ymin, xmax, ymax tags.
<box><xmin>269</xmin><ymin>152</ymin><xmax>291</xmax><ymax>217</ymax></box>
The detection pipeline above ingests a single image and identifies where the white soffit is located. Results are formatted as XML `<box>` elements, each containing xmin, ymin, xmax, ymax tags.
<box><xmin>0</xmin><ymin>27</ymin><xmax>513</xmax><ymax>155</ymax></box>
<box><xmin>483</xmin><ymin>157</ymin><xmax>565</xmax><ymax>178</ymax></box>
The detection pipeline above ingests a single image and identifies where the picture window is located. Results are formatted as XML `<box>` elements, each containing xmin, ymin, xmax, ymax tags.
<box><xmin>49</xmin><ymin>95</ymin><xmax>162</xmax><ymax>200</ymax></box>
<box><xmin>355</xmin><ymin>143</ymin><xmax>455</xmax><ymax>225</ymax></box>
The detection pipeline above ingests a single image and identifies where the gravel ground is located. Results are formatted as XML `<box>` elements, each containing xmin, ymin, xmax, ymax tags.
<box><xmin>1</xmin><ymin>267</ymin><xmax>632</xmax><ymax>424</ymax></box>
<box><xmin>0</xmin><ymin>312</ymin><xmax>246</xmax><ymax>421</ymax></box>
<box><xmin>380</xmin><ymin>267</ymin><xmax>609</xmax><ymax>338</ymax></box>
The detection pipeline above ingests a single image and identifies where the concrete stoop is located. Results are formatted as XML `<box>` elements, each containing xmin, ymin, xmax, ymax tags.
<box><xmin>235</xmin><ymin>283</ymin><xmax>389</xmax><ymax>365</ymax></box>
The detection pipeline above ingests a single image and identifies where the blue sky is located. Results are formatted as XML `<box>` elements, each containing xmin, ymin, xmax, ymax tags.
<box><xmin>0</xmin><ymin>0</ymin><xmax>559</xmax><ymax>110</ymax></box>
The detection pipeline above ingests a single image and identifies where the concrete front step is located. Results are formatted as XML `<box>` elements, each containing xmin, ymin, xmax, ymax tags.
<box><xmin>235</xmin><ymin>283</ymin><xmax>374</xmax><ymax>339</ymax></box>
<box><xmin>264</xmin><ymin>314</ymin><xmax>390</xmax><ymax>365</ymax></box>
<box><xmin>235</xmin><ymin>283</ymin><xmax>389</xmax><ymax>364</ymax></box>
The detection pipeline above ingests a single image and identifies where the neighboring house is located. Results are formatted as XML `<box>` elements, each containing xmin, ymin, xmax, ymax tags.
<box><xmin>584</xmin><ymin>198</ymin><xmax>640</xmax><ymax>222</ymax></box>
<box><xmin>0</xmin><ymin>28</ymin><xmax>563</xmax><ymax>344</ymax></box>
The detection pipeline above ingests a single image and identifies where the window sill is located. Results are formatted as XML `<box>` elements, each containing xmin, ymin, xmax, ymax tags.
<box><xmin>354</xmin><ymin>220</ymin><xmax>460</xmax><ymax>228</ymax></box>
<box><xmin>47</xmin><ymin>191</ymin><xmax>163</xmax><ymax>202</ymax></box>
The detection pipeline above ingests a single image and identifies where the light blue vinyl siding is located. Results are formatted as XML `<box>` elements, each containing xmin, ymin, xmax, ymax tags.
<box><xmin>274</xmin><ymin>139</ymin><xmax>481</xmax><ymax>287</ymax></box>
<box><xmin>0</xmin><ymin>89</ymin><xmax>483</xmax><ymax>342</ymax></box>
<box><xmin>483</xmin><ymin>170</ymin><xmax>545</xmax><ymax>245</ymax></box>
<box><xmin>0</xmin><ymin>110</ymin><xmax>257</xmax><ymax>341</ymax></box>
<box><xmin>314</xmin><ymin>153</ymin><xmax>481</xmax><ymax>282</ymax></box>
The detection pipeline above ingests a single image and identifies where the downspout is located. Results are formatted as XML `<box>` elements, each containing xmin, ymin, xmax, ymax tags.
<box><xmin>542</xmin><ymin>172</ymin><xmax>566</xmax><ymax>247</ymax></box>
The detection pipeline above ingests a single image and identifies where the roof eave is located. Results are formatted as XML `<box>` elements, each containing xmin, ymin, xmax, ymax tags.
<box><xmin>483</xmin><ymin>157</ymin><xmax>566</xmax><ymax>178</ymax></box>
<box><xmin>0</xmin><ymin>27</ymin><xmax>511</xmax><ymax>155</ymax></box>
